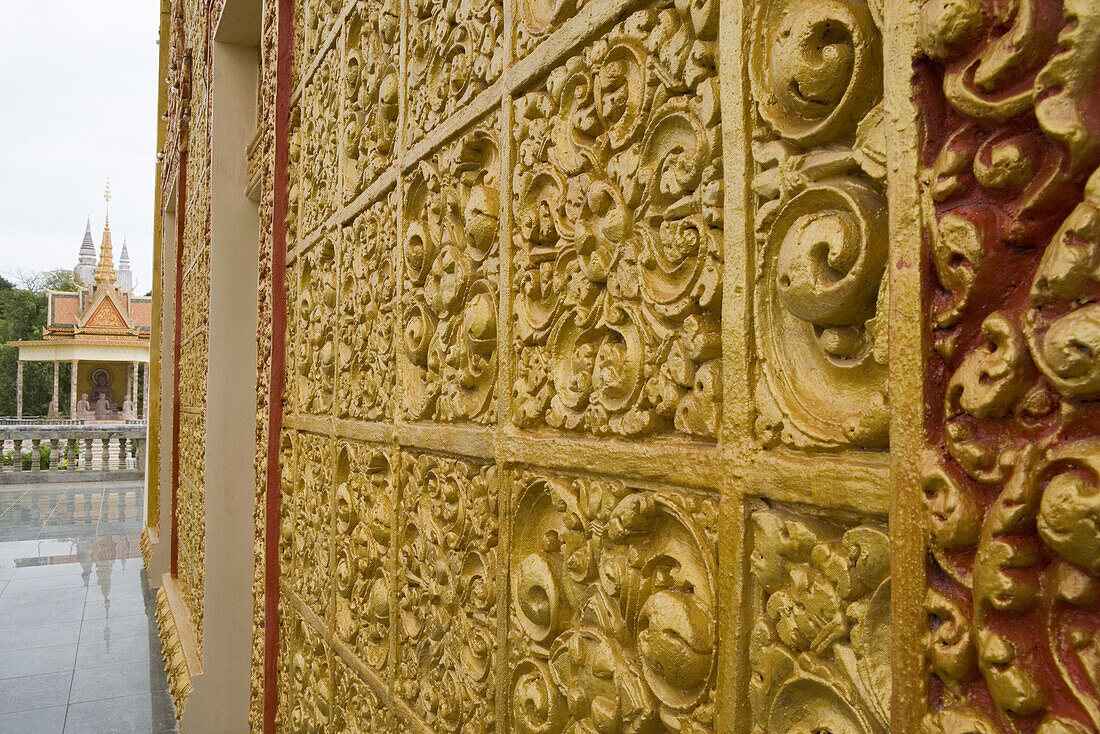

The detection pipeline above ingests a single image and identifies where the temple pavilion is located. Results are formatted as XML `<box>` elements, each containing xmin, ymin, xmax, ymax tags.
<box><xmin>7</xmin><ymin>192</ymin><xmax>152</xmax><ymax>421</ymax></box>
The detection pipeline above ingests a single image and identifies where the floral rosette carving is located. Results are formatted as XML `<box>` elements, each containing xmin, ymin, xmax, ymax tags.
<box><xmin>292</xmin><ymin>434</ymin><xmax>334</xmax><ymax>616</ymax></box>
<box><xmin>341</xmin><ymin>0</ymin><xmax>398</xmax><ymax>201</ymax></box>
<box><xmin>338</xmin><ymin>199</ymin><xmax>396</xmax><ymax>421</ymax></box>
<box><xmin>294</xmin><ymin>237</ymin><xmax>337</xmax><ymax>416</ymax></box>
<box><xmin>406</xmin><ymin>0</ymin><xmax>503</xmax><ymax>142</ymax></box>
<box><xmin>919</xmin><ymin>0</ymin><xmax>1100</xmax><ymax>728</ymax></box>
<box><xmin>396</xmin><ymin>453</ymin><xmax>498</xmax><ymax>732</ymax></box>
<box><xmin>748</xmin><ymin>510</ymin><xmax>891</xmax><ymax>734</ymax></box>
<box><xmin>334</xmin><ymin>441</ymin><xmax>393</xmax><ymax>673</ymax></box>
<box><xmin>512</xmin><ymin>5</ymin><xmax>722</xmax><ymax>439</ymax></box>
<box><xmin>510</xmin><ymin>472</ymin><xmax>718</xmax><ymax>734</ymax></box>
<box><xmin>290</xmin><ymin>51</ymin><xmax>340</xmax><ymax>240</ymax></box>
<box><xmin>401</xmin><ymin>124</ymin><xmax>499</xmax><ymax>424</ymax></box>
<box><xmin>750</xmin><ymin>0</ymin><xmax>889</xmax><ymax>450</ymax></box>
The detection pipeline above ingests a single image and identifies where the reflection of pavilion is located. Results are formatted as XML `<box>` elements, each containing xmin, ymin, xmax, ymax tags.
<box><xmin>7</xmin><ymin>186</ymin><xmax>151</xmax><ymax>421</ymax></box>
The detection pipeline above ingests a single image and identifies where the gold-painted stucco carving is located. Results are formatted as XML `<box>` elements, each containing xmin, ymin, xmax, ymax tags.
<box><xmin>749</xmin><ymin>509</ymin><xmax>890</xmax><ymax>734</ymax></box>
<box><xmin>512</xmin><ymin>3</ymin><xmax>723</xmax><ymax>438</ymax></box>
<box><xmin>396</xmin><ymin>452</ymin><xmax>498</xmax><ymax>731</ymax></box>
<box><xmin>510</xmin><ymin>471</ymin><xmax>718</xmax><ymax>733</ymax></box>
<box><xmin>749</xmin><ymin>0</ymin><xmax>889</xmax><ymax>450</ymax></box>
<box><xmin>402</xmin><ymin>123</ymin><xmax>500</xmax><ymax>424</ymax></box>
<box><xmin>149</xmin><ymin>0</ymin><xmax>1100</xmax><ymax>729</ymax></box>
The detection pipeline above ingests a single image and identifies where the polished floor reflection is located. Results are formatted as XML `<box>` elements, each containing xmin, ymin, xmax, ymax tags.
<box><xmin>0</xmin><ymin>481</ymin><xmax>178</xmax><ymax>734</ymax></box>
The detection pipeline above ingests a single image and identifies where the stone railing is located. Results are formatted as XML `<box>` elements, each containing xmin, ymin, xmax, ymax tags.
<box><xmin>0</xmin><ymin>423</ymin><xmax>147</xmax><ymax>484</ymax></box>
<box><xmin>0</xmin><ymin>417</ymin><xmax>86</xmax><ymax>426</ymax></box>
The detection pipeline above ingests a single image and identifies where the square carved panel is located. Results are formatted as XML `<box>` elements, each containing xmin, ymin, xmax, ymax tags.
<box><xmin>340</xmin><ymin>0</ymin><xmax>399</xmax><ymax>202</ymax></box>
<box><xmin>509</xmin><ymin>469</ymin><xmax>718</xmax><ymax>733</ymax></box>
<box><xmin>290</xmin><ymin>432</ymin><xmax>335</xmax><ymax>619</ymax></box>
<box><xmin>337</xmin><ymin>197</ymin><xmax>397</xmax><ymax>422</ymax></box>
<box><xmin>333</xmin><ymin>440</ymin><xmax>395</xmax><ymax>673</ymax></box>
<box><xmin>405</xmin><ymin>0</ymin><xmax>504</xmax><ymax>143</ymax></box>
<box><xmin>399</xmin><ymin>117</ymin><xmax>500</xmax><ymax>424</ymax></box>
<box><xmin>395</xmin><ymin>451</ymin><xmax>499</xmax><ymax>731</ymax></box>
<box><xmin>748</xmin><ymin>507</ymin><xmax>890</xmax><ymax>733</ymax></box>
<box><xmin>510</xmin><ymin>5</ymin><xmax>723</xmax><ymax>439</ymax></box>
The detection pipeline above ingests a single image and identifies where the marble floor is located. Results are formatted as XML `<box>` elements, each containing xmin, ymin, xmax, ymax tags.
<box><xmin>0</xmin><ymin>481</ymin><xmax>178</xmax><ymax>734</ymax></box>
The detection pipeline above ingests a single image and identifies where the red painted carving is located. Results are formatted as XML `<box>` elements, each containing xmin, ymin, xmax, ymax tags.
<box><xmin>918</xmin><ymin>0</ymin><xmax>1100</xmax><ymax>730</ymax></box>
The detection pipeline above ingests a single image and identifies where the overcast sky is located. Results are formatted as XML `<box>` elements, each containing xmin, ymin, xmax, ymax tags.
<box><xmin>0</xmin><ymin>2</ymin><xmax>160</xmax><ymax>294</ymax></box>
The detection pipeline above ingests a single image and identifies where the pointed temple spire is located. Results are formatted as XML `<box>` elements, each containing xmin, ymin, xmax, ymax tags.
<box><xmin>94</xmin><ymin>182</ymin><xmax>117</xmax><ymax>286</ymax></box>
<box><xmin>117</xmin><ymin>237</ymin><xmax>134</xmax><ymax>292</ymax></box>
<box><xmin>75</xmin><ymin>218</ymin><xmax>97</xmax><ymax>284</ymax></box>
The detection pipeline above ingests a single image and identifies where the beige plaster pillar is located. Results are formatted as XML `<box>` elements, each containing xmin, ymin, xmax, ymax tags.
<box><xmin>15</xmin><ymin>360</ymin><xmax>23</xmax><ymax>420</ymax></box>
<box><xmin>142</xmin><ymin>363</ymin><xmax>150</xmax><ymax>420</ymax></box>
<box><xmin>70</xmin><ymin>359</ymin><xmax>78</xmax><ymax>419</ymax></box>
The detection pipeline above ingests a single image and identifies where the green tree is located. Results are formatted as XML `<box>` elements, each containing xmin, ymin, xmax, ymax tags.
<box><xmin>0</xmin><ymin>268</ymin><xmax>79</xmax><ymax>417</ymax></box>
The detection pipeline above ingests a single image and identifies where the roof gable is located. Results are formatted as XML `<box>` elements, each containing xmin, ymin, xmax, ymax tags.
<box><xmin>77</xmin><ymin>285</ymin><xmax>135</xmax><ymax>334</ymax></box>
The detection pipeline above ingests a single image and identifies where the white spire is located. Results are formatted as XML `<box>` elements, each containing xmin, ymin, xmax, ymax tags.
<box><xmin>117</xmin><ymin>237</ymin><xmax>133</xmax><ymax>292</ymax></box>
<box><xmin>75</xmin><ymin>217</ymin><xmax>97</xmax><ymax>285</ymax></box>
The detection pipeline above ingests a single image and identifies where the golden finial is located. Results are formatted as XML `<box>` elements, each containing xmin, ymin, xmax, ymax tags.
<box><xmin>95</xmin><ymin>180</ymin><xmax>117</xmax><ymax>286</ymax></box>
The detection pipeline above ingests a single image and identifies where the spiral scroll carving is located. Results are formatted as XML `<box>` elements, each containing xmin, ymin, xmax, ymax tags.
<box><xmin>751</xmin><ymin>0</ymin><xmax>889</xmax><ymax>450</ymax></box>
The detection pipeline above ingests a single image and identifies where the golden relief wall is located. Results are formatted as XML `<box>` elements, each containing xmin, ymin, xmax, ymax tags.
<box><xmin>149</xmin><ymin>0</ymin><xmax>1100</xmax><ymax>730</ymax></box>
<box><xmin>175</xmin><ymin>0</ymin><xmax>213</xmax><ymax>658</ymax></box>
<box><xmin>251</xmin><ymin>3</ymin><xmax>281</xmax><ymax>730</ymax></box>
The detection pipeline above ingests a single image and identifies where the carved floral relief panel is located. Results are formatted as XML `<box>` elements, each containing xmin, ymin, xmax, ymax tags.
<box><xmin>748</xmin><ymin>0</ymin><xmax>889</xmax><ymax>451</ymax></box>
<box><xmin>333</xmin><ymin>440</ymin><xmax>394</xmax><ymax>674</ymax></box>
<box><xmin>511</xmin><ymin>3</ymin><xmax>723</xmax><ymax>439</ymax></box>
<box><xmin>338</xmin><ymin>197</ymin><xmax>397</xmax><ymax>422</ymax></box>
<box><xmin>333</xmin><ymin>654</ymin><xmax>392</xmax><ymax>733</ymax></box>
<box><xmin>395</xmin><ymin>452</ymin><xmax>498</xmax><ymax>732</ymax></box>
<box><xmin>340</xmin><ymin>0</ymin><xmax>399</xmax><ymax>202</ymax></box>
<box><xmin>291</xmin><ymin>432</ymin><xmax>335</xmax><ymax>620</ymax></box>
<box><xmin>293</xmin><ymin>235</ymin><xmax>338</xmax><ymax>416</ymax></box>
<box><xmin>510</xmin><ymin>470</ymin><xmax>718</xmax><ymax>733</ymax></box>
<box><xmin>401</xmin><ymin>120</ymin><xmax>500</xmax><ymax>424</ymax></box>
<box><xmin>289</xmin><ymin>49</ymin><xmax>341</xmax><ymax>242</ymax></box>
<box><xmin>748</xmin><ymin>508</ymin><xmax>890</xmax><ymax>733</ymax></box>
<box><xmin>917</xmin><ymin>0</ymin><xmax>1100</xmax><ymax>730</ymax></box>
<box><xmin>178</xmin><ymin>410</ymin><xmax>207</xmax><ymax>649</ymax></box>
<box><xmin>286</xmin><ymin>610</ymin><xmax>335</xmax><ymax>733</ymax></box>
<box><xmin>405</xmin><ymin>0</ymin><xmax>504</xmax><ymax>143</ymax></box>
<box><xmin>293</xmin><ymin>0</ymin><xmax>343</xmax><ymax>87</ymax></box>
